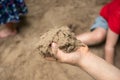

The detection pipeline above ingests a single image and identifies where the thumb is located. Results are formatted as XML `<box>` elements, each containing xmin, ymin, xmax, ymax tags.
<box><xmin>51</xmin><ymin>43</ymin><xmax>58</xmax><ymax>56</ymax></box>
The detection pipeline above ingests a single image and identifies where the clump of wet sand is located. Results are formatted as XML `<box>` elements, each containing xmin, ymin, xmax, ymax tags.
<box><xmin>37</xmin><ymin>26</ymin><xmax>85</xmax><ymax>57</ymax></box>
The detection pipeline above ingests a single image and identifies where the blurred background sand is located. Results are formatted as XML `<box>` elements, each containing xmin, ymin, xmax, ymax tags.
<box><xmin>0</xmin><ymin>0</ymin><xmax>119</xmax><ymax>80</ymax></box>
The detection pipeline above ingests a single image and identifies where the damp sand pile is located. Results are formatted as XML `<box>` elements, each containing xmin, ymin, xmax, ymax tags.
<box><xmin>37</xmin><ymin>26</ymin><xmax>85</xmax><ymax>57</ymax></box>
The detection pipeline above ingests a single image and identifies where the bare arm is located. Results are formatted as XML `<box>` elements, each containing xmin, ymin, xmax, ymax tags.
<box><xmin>50</xmin><ymin>43</ymin><xmax>120</xmax><ymax>80</ymax></box>
<box><xmin>79</xmin><ymin>51</ymin><xmax>120</xmax><ymax>80</ymax></box>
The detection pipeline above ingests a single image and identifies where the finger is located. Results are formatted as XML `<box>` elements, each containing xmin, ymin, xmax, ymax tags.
<box><xmin>77</xmin><ymin>45</ymin><xmax>89</xmax><ymax>54</ymax></box>
<box><xmin>81</xmin><ymin>45</ymin><xmax>89</xmax><ymax>51</ymax></box>
<box><xmin>51</xmin><ymin>43</ymin><xmax>58</xmax><ymax>55</ymax></box>
<box><xmin>51</xmin><ymin>42</ymin><xmax>60</xmax><ymax>60</ymax></box>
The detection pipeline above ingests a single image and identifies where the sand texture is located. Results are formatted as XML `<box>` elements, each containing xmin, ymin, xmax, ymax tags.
<box><xmin>37</xmin><ymin>26</ymin><xmax>85</xmax><ymax>57</ymax></box>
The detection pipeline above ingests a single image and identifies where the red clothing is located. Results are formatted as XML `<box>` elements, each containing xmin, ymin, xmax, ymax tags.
<box><xmin>100</xmin><ymin>0</ymin><xmax>120</xmax><ymax>34</ymax></box>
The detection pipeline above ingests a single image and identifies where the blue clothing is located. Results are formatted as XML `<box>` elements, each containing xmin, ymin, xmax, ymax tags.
<box><xmin>0</xmin><ymin>0</ymin><xmax>28</xmax><ymax>24</ymax></box>
<box><xmin>90</xmin><ymin>16</ymin><xmax>108</xmax><ymax>31</ymax></box>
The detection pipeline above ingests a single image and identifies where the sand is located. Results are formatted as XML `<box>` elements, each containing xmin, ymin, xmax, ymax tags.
<box><xmin>0</xmin><ymin>0</ymin><xmax>120</xmax><ymax>80</ymax></box>
<box><xmin>37</xmin><ymin>26</ymin><xmax>84</xmax><ymax>57</ymax></box>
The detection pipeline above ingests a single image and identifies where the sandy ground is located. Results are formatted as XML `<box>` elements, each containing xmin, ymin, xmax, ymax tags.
<box><xmin>0</xmin><ymin>0</ymin><xmax>120</xmax><ymax>80</ymax></box>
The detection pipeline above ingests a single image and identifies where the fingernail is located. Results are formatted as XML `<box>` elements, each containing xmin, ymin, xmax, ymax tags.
<box><xmin>52</xmin><ymin>43</ymin><xmax>56</xmax><ymax>48</ymax></box>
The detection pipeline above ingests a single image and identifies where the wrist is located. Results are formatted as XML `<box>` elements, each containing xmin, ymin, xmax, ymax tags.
<box><xmin>77</xmin><ymin>51</ymin><xmax>92</xmax><ymax>67</ymax></box>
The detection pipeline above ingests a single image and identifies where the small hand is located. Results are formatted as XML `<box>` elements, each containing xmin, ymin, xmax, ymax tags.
<box><xmin>46</xmin><ymin>43</ymin><xmax>89</xmax><ymax>66</ymax></box>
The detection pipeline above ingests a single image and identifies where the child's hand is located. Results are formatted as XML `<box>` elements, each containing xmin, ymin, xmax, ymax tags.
<box><xmin>46</xmin><ymin>43</ymin><xmax>89</xmax><ymax>66</ymax></box>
